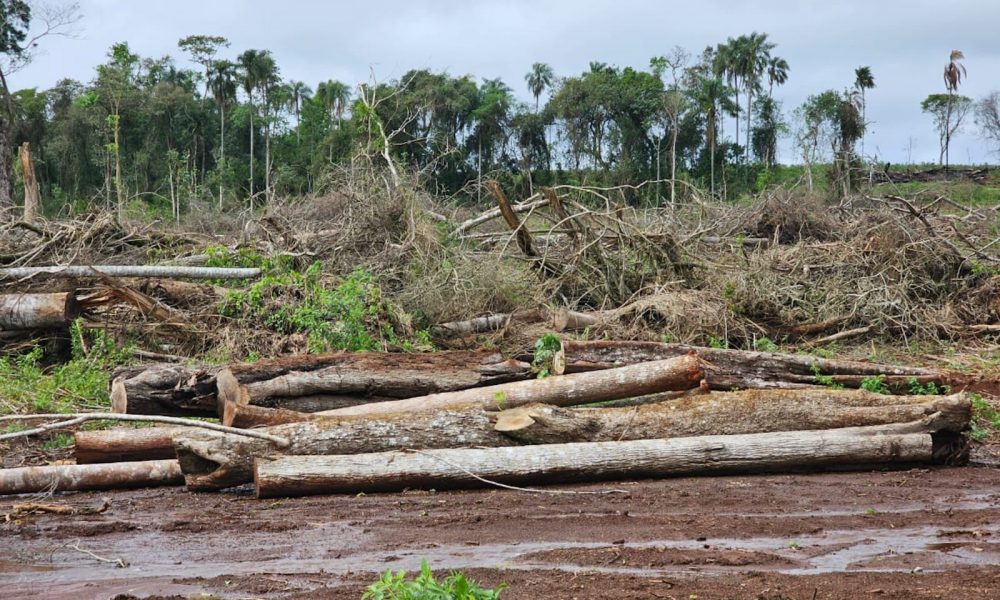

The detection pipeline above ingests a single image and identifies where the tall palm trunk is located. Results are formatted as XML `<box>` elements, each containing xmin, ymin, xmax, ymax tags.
<box><xmin>248</xmin><ymin>94</ymin><xmax>255</xmax><ymax>212</ymax></box>
<box><xmin>746</xmin><ymin>88</ymin><xmax>753</xmax><ymax>162</ymax></box>
<box><xmin>219</xmin><ymin>104</ymin><xmax>226</xmax><ymax>210</ymax></box>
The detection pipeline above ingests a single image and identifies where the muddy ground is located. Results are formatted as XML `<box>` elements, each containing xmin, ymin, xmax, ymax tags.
<box><xmin>1</xmin><ymin>446</ymin><xmax>999</xmax><ymax>600</ymax></box>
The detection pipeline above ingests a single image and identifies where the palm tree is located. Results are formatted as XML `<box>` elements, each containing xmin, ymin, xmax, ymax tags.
<box><xmin>712</xmin><ymin>40</ymin><xmax>741</xmax><ymax>157</ymax></box>
<box><xmin>853</xmin><ymin>66</ymin><xmax>875</xmax><ymax>157</ymax></box>
<box><xmin>207</xmin><ymin>59</ymin><xmax>236</xmax><ymax>209</ymax></box>
<box><xmin>238</xmin><ymin>49</ymin><xmax>265</xmax><ymax>207</ymax></box>
<box><xmin>694</xmin><ymin>77</ymin><xmax>736</xmax><ymax>197</ymax></box>
<box><xmin>315</xmin><ymin>80</ymin><xmax>351</xmax><ymax>126</ymax></box>
<box><xmin>766</xmin><ymin>56</ymin><xmax>790</xmax><ymax>98</ymax></box>
<box><xmin>286</xmin><ymin>80</ymin><xmax>312</xmax><ymax>144</ymax></box>
<box><xmin>737</xmin><ymin>32</ymin><xmax>777</xmax><ymax>161</ymax></box>
<box><xmin>942</xmin><ymin>50</ymin><xmax>967</xmax><ymax>171</ymax></box>
<box><xmin>524</xmin><ymin>62</ymin><xmax>554</xmax><ymax>112</ymax></box>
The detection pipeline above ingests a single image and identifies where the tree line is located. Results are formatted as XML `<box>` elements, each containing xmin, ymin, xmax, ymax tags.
<box><xmin>1</xmin><ymin>3</ymin><xmax>999</xmax><ymax>219</ymax></box>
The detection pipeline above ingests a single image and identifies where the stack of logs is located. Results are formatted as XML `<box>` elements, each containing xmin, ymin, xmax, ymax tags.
<box><xmin>0</xmin><ymin>340</ymin><xmax>974</xmax><ymax>498</ymax></box>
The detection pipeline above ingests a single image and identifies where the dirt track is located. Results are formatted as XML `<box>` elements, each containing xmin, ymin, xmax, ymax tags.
<box><xmin>2</xmin><ymin>452</ymin><xmax>1000</xmax><ymax>600</ymax></box>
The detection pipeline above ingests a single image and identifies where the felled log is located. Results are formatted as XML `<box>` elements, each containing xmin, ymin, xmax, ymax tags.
<box><xmin>433</xmin><ymin>308</ymin><xmax>599</xmax><ymax>339</ymax></box>
<box><xmin>0</xmin><ymin>292</ymin><xmax>80</xmax><ymax>330</ymax></box>
<box><xmin>494</xmin><ymin>391</ymin><xmax>972</xmax><ymax>444</ymax></box>
<box><xmin>176</xmin><ymin>385</ymin><xmax>963</xmax><ymax>491</ymax></box>
<box><xmin>253</xmin><ymin>426</ymin><xmax>933</xmax><ymax>497</ymax></box>
<box><xmin>0</xmin><ymin>265</ymin><xmax>261</xmax><ymax>280</ymax></box>
<box><xmin>74</xmin><ymin>428</ymin><xmax>181</xmax><ymax>464</ymax></box>
<box><xmin>175</xmin><ymin>408</ymin><xmax>516</xmax><ymax>491</ymax></box>
<box><xmin>0</xmin><ymin>460</ymin><xmax>182</xmax><ymax>495</ymax></box>
<box><xmin>319</xmin><ymin>354</ymin><xmax>703</xmax><ymax>418</ymax></box>
<box><xmin>111</xmin><ymin>351</ymin><xmax>532</xmax><ymax>417</ymax></box>
<box><xmin>452</xmin><ymin>194</ymin><xmax>548</xmax><ymax>237</ymax></box>
<box><xmin>560</xmin><ymin>340</ymin><xmax>950</xmax><ymax>391</ymax></box>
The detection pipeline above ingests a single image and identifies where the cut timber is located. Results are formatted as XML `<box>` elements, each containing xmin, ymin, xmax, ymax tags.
<box><xmin>319</xmin><ymin>354</ymin><xmax>703</xmax><ymax>418</ymax></box>
<box><xmin>175</xmin><ymin>408</ymin><xmax>515</xmax><ymax>491</ymax></box>
<box><xmin>0</xmin><ymin>460</ymin><xmax>182</xmax><ymax>495</ymax></box>
<box><xmin>0</xmin><ymin>292</ymin><xmax>80</xmax><ymax>330</ymax></box>
<box><xmin>0</xmin><ymin>265</ymin><xmax>261</xmax><ymax>280</ymax></box>
<box><xmin>561</xmin><ymin>340</ymin><xmax>950</xmax><ymax>391</ymax></box>
<box><xmin>111</xmin><ymin>351</ymin><xmax>531</xmax><ymax>418</ymax></box>
<box><xmin>18</xmin><ymin>142</ymin><xmax>40</xmax><ymax>223</ymax></box>
<box><xmin>253</xmin><ymin>427</ymin><xmax>934</xmax><ymax>497</ymax></box>
<box><xmin>74</xmin><ymin>428</ymin><xmax>181</xmax><ymax>464</ymax></box>
<box><xmin>176</xmin><ymin>386</ymin><xmax>964</xmax><ymax>492</ymax></box>
<box><xmin>452</xmin><ymin>194</ymin><xmax>548</xmax><ymax>237</ymax></box>
<box><xmin>494</xmin><ymin>390</ymin><xmax>973</xmax><ymax>444</ymax></box>
<box><xmin>432</xmin><ymin>310</ymin><xmax>543</xmax><ymax>338</ymax></box>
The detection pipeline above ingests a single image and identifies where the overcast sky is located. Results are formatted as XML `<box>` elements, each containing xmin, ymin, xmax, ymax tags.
<box><xmin>10</xmin><ymin>0</ymin><xmax>1000</xmax><ymax>164</ymax></box>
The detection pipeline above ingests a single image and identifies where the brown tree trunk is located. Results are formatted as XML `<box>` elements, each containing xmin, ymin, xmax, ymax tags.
<box><xmin>0</xmin><ymin>460</ymin><xmax>182</xmax><ymax>495</ymax></box>
<box><xmin>74</xmin><ymin>428</ymin><xmax>181</xmax><ymax>464</ymax></box>
<box><xmin>318</xmin><ymin>355</ymin><xmax>703</xmax><ymax>418</ymax></box>
<box><xmin>18</xmin><ymin>142</ymin><xmax>40</xmax><ymax>223</ymax></box>
<box><xmin>111</xmin><ymin>351</ymin><xmax>533</xmax><ymax>418</ymax></box>
<box><xmin>253</xmin><ymin>427</ymin><xmax>934</xmax><ymax>498</ymax></box>
<box><xmin>175</xmin><ymin>408</ymin><xmax>515</xmax><ymax>491</ymax></box>
<box><xmin>0</xmin><ymin>114</ymin><xmax>12</xmax><ymax>217</ymax></box>
<box><xmin>0</xmin><ymin>292</ymin><xmax>80</xmax><ymax>331</ymax></box>
<box><xmin>560</xmin><ymin>340</ymin><xmax>951</xmax><ymax>392</ymax></box>
<box><xmin>494</xmin><ymin>391</ymin><xmax>972</xmax><ymax>444</ymax></box>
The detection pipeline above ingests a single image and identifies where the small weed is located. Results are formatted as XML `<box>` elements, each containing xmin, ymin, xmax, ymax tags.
<box><xmin>531</xmin><ymin>333</ymin><xmax>562</xmax><ymax>378</ymax></box>
<box><xmin>707</xmin><ymin>336</ymin><xmax>728</xmax><ymax>350</ymax></box>
<box><xmin>493</xmin><ymin>391</ymin><xmax>508</xmax><ymax>410</ymax></box>
<box><xmin>787</xmin><ymin>541</ymin><xmax>800</xmax><ymax>551</ymax></box>
<box><xmin>753</xmin><ymin>337</ymin><xmax>779</xmax><ymax>353</ymax></box>
<box><xmin>864</xmin><ymin>507</ymin><xmax>878</xmax><ymax>517</ymax></box>
<box><xmin>860</xmin><ymin>375</ymin><xmax>891</xmax><ymax>395</ymax></box>
<box><xmin>810</xmin><ymin>363</ymin><xmax>843</xmax><ymax>390</ymax></box>
<box><xmin>41</xmin><ymin>433</ymin><xmax>75</xmax><ymax>451</ymax></box>
<box><xmin>363</xmin><ymin>560</ymin><xmax>505</xmax><ymax>599</ymax></box>
<box><xmin>908</xmin><ymin>378</ymin><xmax>947</xmax><ymax>395</ymax></box>
<box><xmin>971</xmin><ymin>394</ymin><xmax>1000</xmax><ymax>443</ymax></box>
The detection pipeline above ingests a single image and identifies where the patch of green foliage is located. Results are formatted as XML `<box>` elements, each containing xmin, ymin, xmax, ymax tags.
<box><xmin>860</xmin><ymin>375</ymin><xmax>891</xmax><ymax>395</ymax></box>
<box><xmin>363</xmin><ymin>560</ymin><xmax>505</xmax><ymax>600</ymax></box>
<box><xmin>219</xmin><ymin>262</ymin><xmax>429</xmax><ymax>354</ymax></box>
<box><xmin>531</xmin><ymin>333</ymin><xmax>562</xmax><ymax>378</ymax></box>
<box><xmin>707</xmin><ymin>336</ymin><xmax>728</xmax><ymax>350</ymax></box>
<box><xmin>971</xmin><ymin>394</ymin><xmax>1000</xmax><ymax>443</ymax></box>
<box><xmin>907</xmin><ymin>377</ymin><xmax>947</xmax><ymax>396</ymax></box>
<box><xmin>0</xmin><ymin>321</ymin><xmax>134</xmax><ymax>415</ymax></box>
<box><xmin>753</xmin><ymin>337</ymin><xmax>779</xmax><ymax>353</ymax></box>
<box><xmin>810</xmin><ymin>363</ymin><xmax>843</xmax><ymax>390</ymax></box>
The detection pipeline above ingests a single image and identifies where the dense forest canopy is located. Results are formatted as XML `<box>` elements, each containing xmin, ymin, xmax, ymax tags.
<box><xmin>1</xmin><ymin>9</ymin><xmax>998</xmax><ymax>218</ymax></box>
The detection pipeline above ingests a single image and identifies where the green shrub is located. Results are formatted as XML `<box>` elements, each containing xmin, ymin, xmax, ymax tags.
<box><xmin>363</xmin><ymin>561</ymin><xmax>505</xmax><ymax>600</ymax></box>
<box><xmin>531</xmin><ymin>333</ymin><xmax>561</xmax><ymax>378</ymax></box>
<box><xmin>810</xmin><ymin>363</ymin><xmax>843</xmax><ymax>390</ymax></box>
<box><xmin>907</xmin><ymin>377</ymin><xmax>947</xmax><ymax>395</ymax></box>
<box><xmin>753</xmin><ymin>337</ymin><xmax>779</xmax><ymax>353</ymax></box>
<box><xmin>860</xmin><ymin>375</ymin><xmax>891</xmax><ymax>395</ymax></box>
<box><xmin>971</xmin><ymin>394</ymin><xmax>1000</xmax><ymax>443</ymax></box>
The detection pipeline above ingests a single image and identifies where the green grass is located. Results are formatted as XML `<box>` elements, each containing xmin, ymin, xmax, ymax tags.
<box><xmin>363</xmin><ymin>561</ymin><xmax>505</xmax><ymax>600</ymax></box>
<box><xmin>971</xmin><ymin>394</ymin><xmax>1000</xmax><ymax>443</ymax></box>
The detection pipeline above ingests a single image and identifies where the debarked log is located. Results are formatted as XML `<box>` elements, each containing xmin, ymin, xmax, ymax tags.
<box><xmin>0</xmin><ymin>460</ymin><xmax>182</xmax><ymax>495</ymax></box>
<box><xmin>0</xmin><ymin>292</ymin><xmax>80</xmax><ymax>331</ymax></box>
<box><xmin>252</xmin><ymin>427</ymin><xmax>934</xmax><ymax>497</ymax></box>
<box><xmin>317</xmin><ymin>354</ymin><xmax>703</xmax><ymax>418</ymax></box>
<box><xmin>560</xmin><ymin>340</ymin><xmax>952</xmax><ymax>391</ymax></box>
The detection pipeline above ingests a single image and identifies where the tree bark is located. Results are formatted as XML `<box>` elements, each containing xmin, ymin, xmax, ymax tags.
<box><xmin>494</xmin><ymin>391</ymin><xmax>972</xmax><ymax>444</ymax></box>
<box><xmin>74</xmin><ymin>427</ymin><xmax>181</xmax><ymax>464</ymax></box>
<box><xmin>0</xmin><ymin>292</ymin><xmax>80</xmax><ymax>331</ymax></box>
<box><xmin>253</xmin><ymin>428</ymin><xmax>933</xmax><ymax>498</ymax></box>
<box><xmin>0</xmin><ymin>460</ymin><xmax>182</xmax><ymax>496</ymax></box>
<box><xmin>318</xmin><ymin>355</ymin><xmax>703</xmax><ymax>418</ymax></box>
<box><xmin>560</xmin><ymin>340</ymin><xmax>950</xmax><ymax>392</ymax></box>
<box><xmin>175</xmin><ymin>407</ymin><xmax>514</xmax><ymax>491</ymax></box>
<box><xmin>18</xmin><ymin>142</ymin><xmax>40</xmax><ymax>223</ymax></box>
<box><xmin>0</xmin><ymin>265</ymin><xmax>261</xmax><ymax>280</ymax></box>
<box><xmin>112</xmin><ymin>351</ymin><xmax>533</xmax><ymax>418</ymax></box>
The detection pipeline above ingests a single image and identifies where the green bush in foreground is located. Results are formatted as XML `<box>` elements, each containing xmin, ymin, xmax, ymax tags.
<box><xmin>363</xmin><ymin>561</ymin><xmax>505</xmax><ymax>600</ymax></box>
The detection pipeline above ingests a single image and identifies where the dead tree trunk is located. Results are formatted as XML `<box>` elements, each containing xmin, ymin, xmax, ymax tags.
<box><xmin>0</xmin><ymin>265</ymin><xmax>261</xmax><ymax>280</ymax></box>
<box><xmin>18</xmin><ymin>142</ymin><xmax>40</xmax><ymax>223</ymax></box>
<box><xmin>175</xmin><ymin>408</ymin><xmax>516</xmax><ymax>491</ymax></box>
<box><xmin>253</xmin><ymin>427</ymin><xmax>933</xmax><ymax>497</ymax></box>
<box><xmin>74</xmin><ymin>428</ymin><xmax>181</xmax><ymax>464</ymax></box>
<box><xmin>560</xmin><ymin>340</ymin><xmax>951</xmax><ymax>392</ymax></box>
<box><xmin>494</xmin><ymin>391</ymin><xmax>972</xmax><ymax>444</ymax></box>
<box><xmin>0</xmin><ymin>292</ymin><xmax>80</xmax><ymax>331</ymax></box>
<box><xmin>111</xmin><ymin>351</ymin><xmax>533</xmax><ymax>418</ymax></box>
<box><xmin>318</xmin><ymin>355</ymin><xmax>703</xmax><ymax>418</ymax></box>
<box><xmin>0</xmin><ymin>460</ymin><xmax>182</xmax><ymax>495</ymax></box>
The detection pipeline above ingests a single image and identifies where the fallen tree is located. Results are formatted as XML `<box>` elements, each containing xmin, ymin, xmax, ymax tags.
<box><xmin>111</xmin><ymin>351</ymin><xmax>533</xmax><ymax>417</ymax></box>
<box><xmin>0</xmin><ymin>460</ymin><xmax>183</xmax><ymax>495</ymax></box>
<box><xmin>253</xmin><ymin>426</ymin><xmax>934</xmax><ymax>497</ymax></box>
<box><xmin>0</xmin><ymin>292</ymin><xmax>80</xmax><ymax>330</ymax></box>
<box><xmin>316</xmin><ymin>354</ymin><xmax>703</xmax><ymax>418</ymax></box>
<box><xmin>559</xmin><ymin>340</ymin><xmax>952</xmax><ymax>391</ymax></box>
<box><xmin>176</xmin><ymin>386</ymin><xmax>966</xmax><ymax>492</ymax></box>
<box><xmin>0</xmin><ymin>265</ymin><xmax>261</xmax><ymax>280</ymax></box>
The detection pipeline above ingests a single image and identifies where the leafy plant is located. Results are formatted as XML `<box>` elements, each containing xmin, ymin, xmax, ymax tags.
<box><xmin>531</xmin><ymin>333</ymin><xmax>562</xmax><ymax>378</ymax></box>
<box><xmin>810</xmin><ymin>363</ymin><xmax>843</xmax><ymax>390</ymax></box>
<box><xmin>753</xmin><ymin>337</ymin><xmax>779</xmax><ymax>353</ymax></box>
<box><xmin>907</xmin><ymin>377</ymin><xmax>947</xmax><ymax>396</ymax></box>
<box><xmin>363</xmin><ymin>560</ymin><xmax>505</xmax><ymax>600</ymax></box>
<box><xmin>707</xmin><ymin>336</ymin><xmax>728</xmax><ymax>350</ymax></box>
<box><xmin>860</xmin><ymin>375</ymin><xmax>890</xmax><ymax>395</ymax></box>
<box><xmin>971</xmin><ymin>394</ymin><xmax>1000</xmax><ymax>443</ymax></box>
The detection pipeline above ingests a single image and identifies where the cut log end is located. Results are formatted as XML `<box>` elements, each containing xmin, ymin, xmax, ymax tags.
<box><xmin>110</xmin><ymin>378</ymin><xmax>128</xmax><ymax>414</ymax></box>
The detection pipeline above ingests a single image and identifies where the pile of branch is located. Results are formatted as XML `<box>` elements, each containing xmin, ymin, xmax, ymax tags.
<box><xmin>0</xmin><ymin>339</ymin><xmax>975</xmax><ymax>497</ymax></box>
